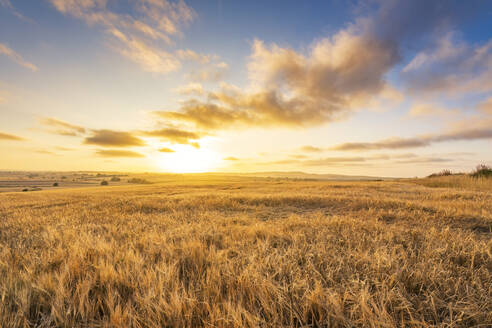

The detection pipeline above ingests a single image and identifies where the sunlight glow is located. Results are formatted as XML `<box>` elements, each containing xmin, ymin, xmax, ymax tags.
<box><xmin>157</xmin><ymin>145</ymin><xmax>221</xmax><ymax>173</ymax></box>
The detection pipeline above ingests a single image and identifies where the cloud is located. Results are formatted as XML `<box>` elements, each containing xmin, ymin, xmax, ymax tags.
<box><xmin>176</xmin><ymin>31</ymin><xmax>399</xmax><ymax>128</ymax></box>
<box><xmin>35</xmin><ymin>150</ymin><xmax>58</xmax><ymax>155</ymax></box>
<box><xmin>150</xmin><ymin>1</ymin><xmax>482</xmax><ymax>132</ymax></box>
<box><xmin>263</xmin><ymin>155</ymin><xmax>380</xmax><ymax>167</ymax></box>
<box><xmin>186</xmin><ymin>63</ymin><xmax>228</xmax><ymax>82</ymax></box>
<box><xmin>148</xmin><ymin>14</ymin><xmax>391</xmax><ymax>127</ymax></box>
<box><xmin>477</xmin><ymin>97</ymin><xmax>492</xmax><ymax>114</ymax></box>
<box><xmin>176</xmin><ymin>49</ymin><xmax>215</xmax><ymax>64</ymax></box>
<box><xmin>153</xmin><ymin>100</ymin><xmax>253</xmax><ymax>130</ymax></box>
<box><xmin>435</xmin><ymin>118</ymin><xmax>492</xmax><ymax>142</ymax></box>
<box><xmin>247</xmin><ymin>32</ymin><xmax>397</xmax><ymax>111</ymax></box>
<box><xmin>158</xmin><ymin>147</ymin><xmax>175</xmax><ymax>153</ymax></box>
<box><xmin>258</xmin><ymin>152</ymin><xmax>460</xmax><ymax>169</ymax></box>
<box><xmin>38</xmin><ymin>117</ymin><xmax>86</xmax><ymax>136</ymax></box>
<box><xmin>49</xmin><ymin>0</ymin><xmax>195</xmax><ymax>74</ymax></box>
<box><xmin>55</xmin><ymin>146</ymin><xmax>75</xmax><ymax>151</ymax></box>
<box><xmin>139</xmin><ymin>127</ymin><xmax>201</xmax><ymax>147</ymax></box>
<box><xmin>0</xmin><ymin>0</ymin><xmax>34</xmax><ymax>23</ymax></box>
<box><xmin>84</xmin><ymin>129</ymin><xmax>146</xmax><ymax>147</ymax></box>
<box><xmin>135</xmin><ymin>0</ymin><xmax>194</xmax><ymax>34</ymax></box>
<box><xmin>408</xmin><ymin>103</ymin><xmax>459</xmax><ymax>118</ymax></box>
<box><xmin>300</xmin><ymin>145</ymin><xmax>324</xmax><ymax>152</ymax></box>
<box><xmin>301</xmin><ymin>157</ymin><xmax>367</xmax><ymax>166</ymax></box>
<box><xmin>108</xmin><ymin>28</ymin><xmax>180</xmax><ymax>73</ymax></box>
<box><xmin>402</xmin><ymin>32</ymin><xmax>492</xmax><ymax>96</ymax></box>
<box><xmin>395</xmin><ymin>157</ymin><xmax>452</xmax><ymax>164</ymax></box>
<box><xmin>362</xmin><ymin>84</ymin><xmax>404</xmax><ymax>112</ymax></box>
<box><xmin>392</xmin><ymin>153</ymin><xmax>418</xmax><ymax>159</ymax></box>
<box><xmin>290</xmin><ymin>154</ymin><xmax>308</xmax><ymax>159</ymax></box>
<box><xmin>50</xmin><ymin>0</ymin><xmax>195</xmax><ymax>37</ymax></box>
<box><xmin>95</xmin><ymin>149</ymin><xmax>145</xmax><ymax>158</ymax></box>
<box><xmin>0</xmin><ymin>43</ymin><xmax>38</xmax><ymax>71</ymax></box>
<box><xmin>268</xmin><ymin>159</ymin><xmax>297</xmax><ymax>165</ymax></box>
<box><xmin>174</xmin><ymin>82</ymin><xmax>204</xmax><ymax>96</ymax></box>
<box><xmin>331</xmin><ymin>117</ymin><xmax>492</xmax><ymax>151</ymax></box>
<box><xmin>216</xmin><ymin>62</ymin><xmax>228</xmax><ymax>69</ymax></box>
<box><xmin>331</xmin><ymin>137</ymin><xmax>429</xmax><ymax>151</ymax></box>
<box><xmin>0</xmin><ymin>131</ymin><xmax>26</xmax><ymax>141</ymax></box>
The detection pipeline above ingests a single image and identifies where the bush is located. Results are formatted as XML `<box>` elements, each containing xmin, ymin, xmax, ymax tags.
<box><xmin>110</xmin><ymin>176</ymin><xmax>121</xmax><ymax>182</ymax></box>
<box><xmin>128</xmin><ymin>178</ymin><xmax>151</xmax><ymax>184</ymax></box>
<box><xmin>53</xmin><ymin>182</ymin><xmax>59</xmax><ymax>187</ymax></box>
<box><xmin>471</xmin><ymin>164</ymin><xmax>492</xmax><ymax>178</ymax></box>
<box><xmin>428</xmin><ymin>169</ymin><xmax>452</xmax><ymax>178</ymax></box>
<box><xmin>101</xmin><ymin>180</ymin><xmax>109</xmax><ymax>186</ymax></box>
<box><xmin>22</xmin><ymin>188</ymin><xmax>28</xmax><ymax>192</ymax></box>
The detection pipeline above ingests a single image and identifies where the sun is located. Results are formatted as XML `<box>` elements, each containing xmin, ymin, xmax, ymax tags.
<box><xmin>156</xmin><ymin>145</ymin><xmax>221</xmax><ymax>173</ymax></box>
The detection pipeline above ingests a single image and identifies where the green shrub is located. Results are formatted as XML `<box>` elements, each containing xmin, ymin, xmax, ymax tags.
<box><xmin>101</xmin><ymin>180</ymin><xmax>109</xmax><ymax>186</ymax></box>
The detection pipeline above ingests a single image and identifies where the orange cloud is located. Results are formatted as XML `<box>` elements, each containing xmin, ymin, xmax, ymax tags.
<box><xmin>477</xmin><ymin>97</ymin><xmax>492</xmax><ymax>114</ymax></box>
<box><xmin>176</xmin><ymin>49</ymin><xmax>215</xmax><ymax>64</ymax></box>
<box><xmin>331</xmin><ymin>118</ymin><xmax>492</xmax><ymax>151</ymax></box>
<box><xmin>158</xmin><ymin>147</ymin><xmax>175</xmax><ymax>153</ymax></box>
<box><xmin>55</xmin><ymin>146</ymin><xmax>74</xmax><ymax>151</ymax></box>
<box><xmin>186</xmin><ymin>64</ymin><xmax>228</xmax><ymax>82</ymax></box>
<box><xmin>395</xmin><ymin>157</ymin><xmax>452</xmax><ymax>164</ymax></box>
<box><xmin>154</xmin><ymin>101</ymin><xmax>252</xmax><ymax>130</ymax></box>
<box><xmin>139</xmin><ymin>128</ymin><xmax>202</xmax><ymax>147</ymax></box>
<box><xmin>408</xmin><ymin>103</ymin><xmax>459</xmax><ymax>118</ymax></box>
<box><xmin>35</xmin><ymin>150</ymin><xmax>58</xmax><ymax>155</ymax></box>
<box><xmin>300</xmin><ymin>146</ymin><xmax>324</xmax><ymax>153</ymax></box>
<box><xmin>0</xmin><ymin>131</ymin><xmax>26</xmax><ymax>141</ymax></box>
<box><xmin>156</xmin><ymin>26</ymin><xmax>400</xmax><ymax>130</ymax></box>
<box><xmin>0</xmin><ymin>43</ymin><xmax>38</xmax><ymax>71</ymax></box>
<box><xmin>259</xmin><ymin>153</ymin><xmax>457</xmax><ymax>168</ymax></box>
<box><xmin>109</xmin><ymin>28</ymin><xmax>180</xmax><ymax>74</ymax></box>
<box><xmin>174</xmin><ymin>82</ymin><xmax>204</xmax><ymax>96</ymax></box>
<box><xmin>290</xmin><ymin>154</ymin><xmax>308</xmax><ymax>159</ymax></box>
<box><xmin>149</xmin><ymin>1</ymin><xmax>479</xmax><ymax>133</ymax></box>
<box><xmin>95</xmin><ymin>149</ymin><xmax>145</xmax><ymax>158</ymax></box>
<box><xmin>84</xmin><ymin>130</ymin><xmax>146</xmax><ymax>147</ymax></box>
<box><xmin>331</xmin><ymin>137</ymin><xmax>430</xmax><ymax>151</ymax></box>
<box><xmin>38</xmin><ymin>117</ymin><xmax>86</xmax><ymax>136</ymax></box>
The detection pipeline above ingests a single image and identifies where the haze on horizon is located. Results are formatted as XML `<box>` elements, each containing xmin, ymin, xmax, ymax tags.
<box><xmin>1</xmin><ymin>0</ymin><xmax>491</xmax><ymax>177</ymax></box>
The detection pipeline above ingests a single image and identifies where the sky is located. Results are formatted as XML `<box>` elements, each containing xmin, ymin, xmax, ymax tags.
<box><xmin>0</xmin><ymin>0</ymin><xmax>491</xmax><ymax>177</ymax></box>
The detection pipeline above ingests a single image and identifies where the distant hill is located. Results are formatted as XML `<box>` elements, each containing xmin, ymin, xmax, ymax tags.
<box><xmin>220</xmin><ymin>171</ymin><xmax>394</xmax><ymax>181</ymax></box>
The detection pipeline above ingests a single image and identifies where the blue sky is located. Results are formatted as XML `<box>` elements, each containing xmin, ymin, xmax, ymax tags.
<box><xmin>1</xmin><ymin>0</ymin><xmax>491</xmax><ymax>176</ymax></box>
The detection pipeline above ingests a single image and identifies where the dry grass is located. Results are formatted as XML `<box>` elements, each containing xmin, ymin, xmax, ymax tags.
<box><xmin>410</xmin><ymin>174</ymin><xmax>492</xmax><ymax>192</ymax></box>
<box><xmin>0</xmin><ymin>176</ymin><xmax>491</xmax><ymax>327</ymax></box>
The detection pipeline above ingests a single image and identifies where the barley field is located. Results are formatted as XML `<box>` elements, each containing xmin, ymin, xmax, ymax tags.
<box><xmin>0</xmin><ymin>175</ymin><xmax>491</xmax><ymax>327</ymax></box>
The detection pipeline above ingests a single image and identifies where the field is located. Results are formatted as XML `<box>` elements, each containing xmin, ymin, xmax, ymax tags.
<box><xmin>0</xmin><ymin>171</ymin><xmax>142</xmax><ymax>193</ymax></box>
<box><xmin>0</xmin><ymin>175</ymin><xmax>491</xmax><ymax>327</ymax></box>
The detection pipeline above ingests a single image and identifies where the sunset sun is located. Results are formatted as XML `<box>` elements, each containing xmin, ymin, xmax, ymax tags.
<box><xmin>157</xmin><ymin>145</ymin><xmax>221</xmax><ymax>173</ymax></box>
